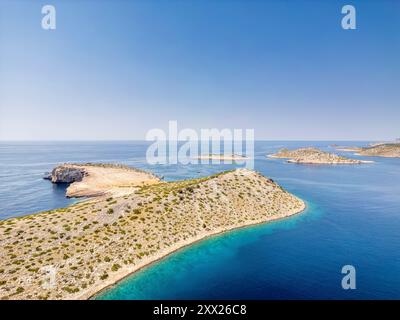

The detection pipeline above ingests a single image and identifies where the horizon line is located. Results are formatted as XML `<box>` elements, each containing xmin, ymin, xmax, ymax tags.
<box><xmin>0</xmin><ymin>139</ymin><xmax>388</xmax><ymax>142</ymax></box>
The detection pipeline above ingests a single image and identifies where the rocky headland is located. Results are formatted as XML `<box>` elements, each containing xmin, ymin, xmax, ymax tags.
<box><xmin>44</xmin><ymin>163</ymin><xmax>160</xmax><ymax>198</ymax></box>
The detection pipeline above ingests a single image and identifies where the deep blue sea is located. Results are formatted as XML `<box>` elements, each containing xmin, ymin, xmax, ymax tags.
<box><xmin>0</xmin><ymin>141</ymin><xmax>399</xmax><ymax>299</ymax></box>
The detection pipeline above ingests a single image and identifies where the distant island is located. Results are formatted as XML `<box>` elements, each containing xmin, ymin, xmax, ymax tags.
<box><xmin>0</xmin><ymin>164</ymin><xmax>304</xmax><ymax>300</ymax></box>
<box><xmin>335</xmin><ymin>143</ymin><xmax>400</xmax><ymax>158</ymax></box>
<box><xmin>268</xmin><ymin>147</ymin><xmax>373</xmax><ymax>164</ymax></box>
<box><xmin>334</xmin><ymin>146</ymin><xmax>361</xmax><ymax>152</ymax></box>
<box><xmin>195</xmin><ymin>154</ymin><xmax>249</xmax><ymax>161</ymax></box>
<box><xmin>369</xmin><ymin>138</ymin><xmax>400</xmax><ymax>147</ymax></box>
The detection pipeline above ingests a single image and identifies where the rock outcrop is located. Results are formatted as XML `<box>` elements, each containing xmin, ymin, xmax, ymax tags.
<box><xmin>49</xmin><ymin>166</ymin><xmax>86</xmax><ymax>183</ymax></box>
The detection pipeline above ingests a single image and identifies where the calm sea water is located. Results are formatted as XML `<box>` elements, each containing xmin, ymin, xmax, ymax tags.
<box><xmin>0</xmin><ymin>141</ymin><xmax>399</xmax><ymax>299</ymax></box>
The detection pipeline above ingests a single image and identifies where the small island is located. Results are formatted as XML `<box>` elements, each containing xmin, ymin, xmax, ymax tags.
<box><xmin>268</xmin><ymin>147</ymin><xmax>373</xmax><ymax>164</ymax></box>
<box><xmin>334</xmin><ymin>146</ymin><xmax>362</xmax><ymax>152</ymax></box>
<box><xmin>0</xmin><ymin>165</ymin><xmax>304</xmax><ymax>300</ymax></box>
<box><xmin>195</xmin><ymin>154</ymin><xmax>249</xmax><ymax>161</ymax></box>
<box><xmin>335</xmin><ymin>143</ymin><xmax>400</xmax><ymax>158</ymax></box>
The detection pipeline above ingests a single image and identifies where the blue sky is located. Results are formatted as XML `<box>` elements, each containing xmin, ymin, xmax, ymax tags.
<box><xmin>0</xmin><ymin>0</ymin><xmax>399</xmax><ymax>140</ymax></box>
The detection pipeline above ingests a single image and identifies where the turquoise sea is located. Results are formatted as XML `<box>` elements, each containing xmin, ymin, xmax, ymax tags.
<box><xmin>0</xmin><ymin>141</ymin><xmax>399</xmax><ymax>299</ymax></box>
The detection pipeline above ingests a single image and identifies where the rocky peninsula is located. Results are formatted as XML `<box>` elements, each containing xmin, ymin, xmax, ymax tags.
<box><xmin>0</xmin><ymin>165</ymin><xmax>305</xmax><ymax>300</ymax></box>
<box><xmin>269</xmin><ymin>147</ymin><xmax>372</xmax><ymax>164</ymax></box>
<box><xmin>45</xmin><ymin>163</ymin><xmax>160</xmax><ymax>198</ymax></box>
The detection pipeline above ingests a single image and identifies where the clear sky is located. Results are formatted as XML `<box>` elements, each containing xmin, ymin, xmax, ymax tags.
<box><xmin>0</xmin><ymin>0</ymin><xmax>399</xmax><ymax>141</ymax></box>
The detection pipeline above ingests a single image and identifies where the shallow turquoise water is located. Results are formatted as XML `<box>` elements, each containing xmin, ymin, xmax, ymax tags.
<box><xmin>1</xmin><ymin>141</ymin><xmax>399</xmax><ymax>299</ymax></box>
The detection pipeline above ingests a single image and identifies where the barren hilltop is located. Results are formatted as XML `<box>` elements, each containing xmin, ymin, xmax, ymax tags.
<box><xmin>0</xmin><ymin>166</ymin><xmax>304</xmax><ymax>300</ymax></box>
<box><xmin>269</xmin><ymin>147</ymin><xmax>372</xmax><ymax>164</ymax></box>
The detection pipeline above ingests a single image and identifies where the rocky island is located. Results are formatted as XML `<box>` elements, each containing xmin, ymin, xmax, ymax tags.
<box><xmin>0</xmin><ymin>165</ymin><xmax>305</xmax><ymax>300</ymax></box>
<box><xmin>335</xmin><ymin>143</ymin><xmax>400</xmax><ymax>158</ymax></box>
<box><xmin>268</xmin><ymin>147</ymin><xmax>372</xmax><ymax>164</ymax></box>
